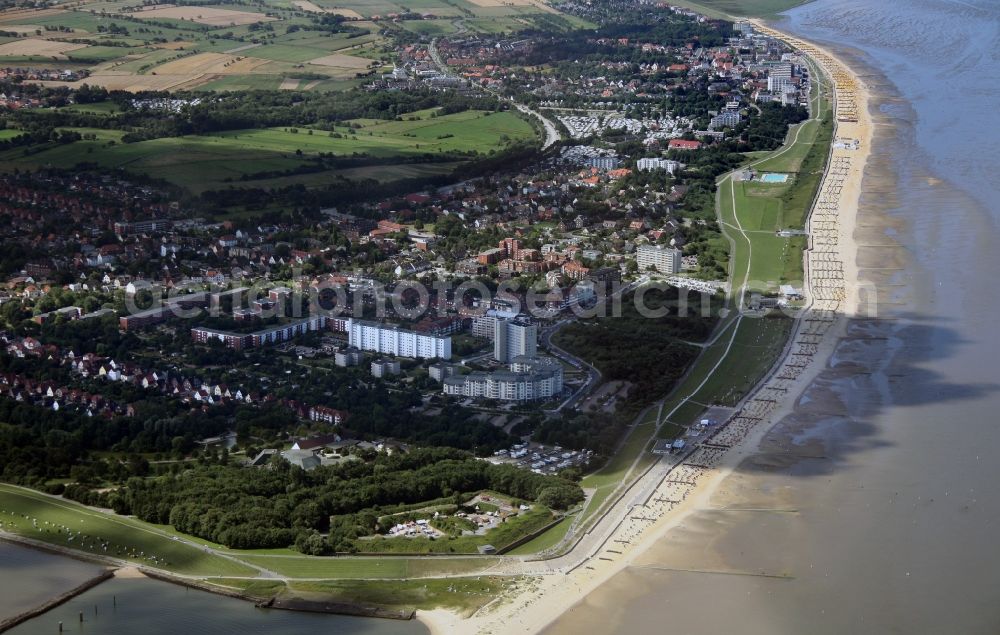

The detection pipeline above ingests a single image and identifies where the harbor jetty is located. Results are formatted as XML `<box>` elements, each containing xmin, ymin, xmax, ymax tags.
<box><xmin>0</xmin><ymin>569</ymin><xmax>114</xmax><ymax>633</ymax></box>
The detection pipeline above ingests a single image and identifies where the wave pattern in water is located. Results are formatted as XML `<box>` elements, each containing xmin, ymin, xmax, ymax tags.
<box><xmin>779</xmin><ymin>0</ymin><xmax>1000</xmax><ymax>221</ymax></box>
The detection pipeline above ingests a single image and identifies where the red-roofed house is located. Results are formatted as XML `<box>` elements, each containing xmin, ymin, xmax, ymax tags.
<box><xmin>668</xmin><ymin>139</ymin><xmax>702</xmax><ymax>151</ymax></box>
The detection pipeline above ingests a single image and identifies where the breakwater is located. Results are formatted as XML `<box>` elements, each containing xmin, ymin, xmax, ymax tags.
<box><xmin>0</xmin><ymin>569</ymin><xmax>114</xmax><ymax>633</ymax></box>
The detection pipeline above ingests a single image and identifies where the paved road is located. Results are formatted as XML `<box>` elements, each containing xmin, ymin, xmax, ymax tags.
<box><xmin>428</xmin><ymin>38</ymin><xmax>561</xmax><ymax>149</ymax></box>
<box><xmin>540</xmin><ymin>319</ymin><xmax>600</xmax><ymax>413</ymax></box>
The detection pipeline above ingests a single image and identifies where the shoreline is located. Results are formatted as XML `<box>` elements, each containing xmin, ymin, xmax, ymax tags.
<box><xmin>417</xmin><ymin>22</ymin><xmax>873</xmax><ymax>635</ymax></box>
<box><xmin>0</xmin><ymin>566</ymin><xmax>115</xmax><ymax>634</ymax></box>
<box><xmin>0</xmin><ymin>533</ymin><xmax>416</xmax><ymax>625</ymax></box>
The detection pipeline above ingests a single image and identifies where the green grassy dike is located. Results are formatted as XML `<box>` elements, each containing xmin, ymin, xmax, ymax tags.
<box><xmin>562</xmin><ymin>49</ymin><xmax>834</xmax><ymax>538</ymax></box>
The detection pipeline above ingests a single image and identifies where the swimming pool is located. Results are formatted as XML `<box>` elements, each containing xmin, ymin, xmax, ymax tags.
<box><xmin>760</xmin><ymin>173</ymin><xmax>789</xmax><ymax>183</ymax></box>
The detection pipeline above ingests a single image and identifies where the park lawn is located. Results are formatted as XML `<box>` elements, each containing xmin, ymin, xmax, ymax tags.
<box><xmin>662</xmin><ymin>399</ymin><xmax>711</xmax><ymax>430</ymax></box>
<box><xmin>0</xmin><ymin>128</ymin><xmax>22</xmax><ymax>140</ymax></box>
<box><xmin>753</xmin><ymin>119</ymin><xmax>819</xmax><ymax>173</ymax></box>
<box><xmin>720</xmin><ymin>176</ymin><xmax>800</xmax><ymax>286</ymax></box>
<box><xmin>285</xmin><ymin>577</ymin><xmax>510</xmax><ymax>614</ymax></box>
<box><xmin>688</xmin><ymin>316</ymin><xmax>793</xmax><ymax>406</ymax></box>
<box><xmin>0</xmin><ymin>484</ymin><xmax>257</xmax><ymax>577</ymax></box>
<box><xmin>506</xmin><ymin>514</ymin><xmax>574</xmax><ymax>555</ymax></box>
<box><xmin>343</xmin><ymin>110</ymin><xmax>535</xmax><ymax>146</ymax></box>
<box><xmin>239</xmin><ymin>556</ymin><xmax>408</xmax><ymax>578</ymax></box>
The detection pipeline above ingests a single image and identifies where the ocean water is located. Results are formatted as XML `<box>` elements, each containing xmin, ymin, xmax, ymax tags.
<box><xmin>6</xmin><ymin>577</ymin><xmax>427</xmax><ymax>635</ymax></box>
<box><xmin>545</xmin><ymin>0</ymin><xmax>1000</xmax><ymax>633</ymax></box>
<box><xmin>0</xmin><ymin>542</ymin><xmax>104</xmax><ymax>622</ymax></box>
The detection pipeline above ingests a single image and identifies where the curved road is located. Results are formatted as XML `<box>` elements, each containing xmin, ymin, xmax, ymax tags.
<box><xmin>428</xmin><ymin>38</ymin><xmax>561</xmax><ymax>149</ymax></box>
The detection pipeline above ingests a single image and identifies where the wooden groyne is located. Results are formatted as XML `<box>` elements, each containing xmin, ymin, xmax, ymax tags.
<box><xmin>0</xmin><ymin>569</ymin><xmax>114</xmax><ymax>633</ymax></box>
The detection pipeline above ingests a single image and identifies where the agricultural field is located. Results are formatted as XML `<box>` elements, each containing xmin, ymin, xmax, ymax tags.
<box><xmin>0</xmin><ymin>38</ymin><xmax>86</xmax><ymax>58</ymax></box>
<box><xmin>0</xmin><ymin>109</ymin><xmax>535</xmax><ymax>193</ymax></box>
<box><xmin>0</xmin><ymin>0</ymin><xmax>581</xmax><ymax>87</ymax></box>
<box><xmin>129</xmin><ymin>5</ymin><xmax>277</xmax><ymax>27</ymax></box>
<box><xmin>0</xmin><ymin>2</ymin><xmax>391</xmax><ymax>91</ymax></box>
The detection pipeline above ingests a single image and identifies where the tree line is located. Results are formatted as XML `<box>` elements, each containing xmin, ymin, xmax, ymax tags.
<box><xmin>67</xmin><ymin>447</ymin><xmax>583</xmax><ymax>551</ymax></box>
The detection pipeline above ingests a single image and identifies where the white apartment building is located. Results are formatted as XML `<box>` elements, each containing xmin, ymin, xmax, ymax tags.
<box><xmin>709</xmin><ymin>111</ymin><xmax>742</xmax><ymax>129</ymax></box>
<box><xmin>636</xmin><ymin>157</ymin><xmax>682</xmax><ymax>174</ymax></box>
<box><xmin>442</xmin><ymin>356</ymin><xmax>563</xmax><ymax>402</ymax></box>
<box><xmin>347</xmin><ymin>319</ymin><xmax>451</xmax><ymax>359</ymax></box>
<box><xmin>494</xmin><ymin>317</ymin><xmax>537</xmax><ymax>363</ymax></box>
<box><xmin>637</xmin><ymin>243</ymin><xmax>683</xmax><ymax>274</ymax></box>
<box><xmin>768</xmin><ymin>75</ymin><xmax>794</xmax><ymax>92</ymax></box>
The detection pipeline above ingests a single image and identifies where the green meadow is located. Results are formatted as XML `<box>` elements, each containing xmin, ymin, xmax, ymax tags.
<box><xmin>0</xmin><ymin>484</ymin><xmax>257</xmax><ymax>577</ymax></box>
<box><xmin>0</xmin><ymin>109</ymin><xmax>535</xmax><ymax>193</ymax></box>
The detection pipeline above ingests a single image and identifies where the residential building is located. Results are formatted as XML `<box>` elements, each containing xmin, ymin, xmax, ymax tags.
<box><xmin>309</xmin><ymin>406</ymin><xmax>348</xmax><ymax>425</ymax></box>
<box><xmin>429</xmin><ymin>362</ymin><xmax>457</xmax><ymax>381</ymax></box>
<box><xmin>636</xmin><ymin>157</ymin><xmax>682</xmax><ymax>174</ymax></box>
<box><xmin>371</xmin><ymin>358</ymin><xmax>401</xmax><ymax>378</ymax></box>
<box><xmin>347</xmin><ymin>319</ymin><xmax>451</xmax><ymax>359</ymax></box>
<box><xmin>494</xmin><ymin>317</ymin><xmax>537</xmax><ymax>363</ymax></box>
<box><xmin>113</xmin><ymin>219</ymin><xmax>172</xmax><ymax>236</ymax></box>
<box><xmin>190</xmin><ymin>327</ymin><xmax>252</xmax><ymax>350</ymax></box>
<box><xmin>709</xmin><ymin>111</ymin><xmax>741</xmax><ymax>129</ymax></box>
<box><xmin>668</xmin><ymin>139</ymin><xmax>702</xmax><ymax>151</ymax></box>
<box><xmin>442</xmin><ymin>356</ymin><xmax>563</xmax><ymax>402</ymax></box>
<box><xmin>636</xmin><ymin>244</ymin><xmax>683</xmax><ymax>274</ymax></box>
<box><xmin>190</xmin><ymin>316</ymin><xmax>327</xmax><ymax>350</ymax></box>
<box><xmin>334</xmin><ymin>348</ymin><xmax>363</xmax><ymax>367</ymax></box>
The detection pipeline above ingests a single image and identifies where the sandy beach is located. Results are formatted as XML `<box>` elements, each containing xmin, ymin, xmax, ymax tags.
<box><xmin>417</xmin><ymin>23</ymin><xmax>873</xmax><ymax>635</ymax></box>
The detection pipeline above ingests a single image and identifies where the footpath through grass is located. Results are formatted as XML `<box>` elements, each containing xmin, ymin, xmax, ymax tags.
<box><xmin>0</xmin><ymin>484</ymin><xmax>256</xmax><ymax>577</ymax></box>
<box><xmin>556</xmin><ymin>53</ymin><xmax>835</xmax><ymax>540</ymax></box>
<box><xmin>236</xmin><ymin>554</ymin><xmax>498</xmax><ymax>579</ymax></box>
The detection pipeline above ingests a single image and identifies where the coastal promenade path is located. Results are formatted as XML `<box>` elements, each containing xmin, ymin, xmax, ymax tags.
<box><xmin>456</xmin><ymin>24</ymin><xmax>873</xmax><ymax>633</ymax></box>
<box><xmin>517</xmin><ymin>38</ymin><xmax>833</xmax><ymax>563</ymax></box>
